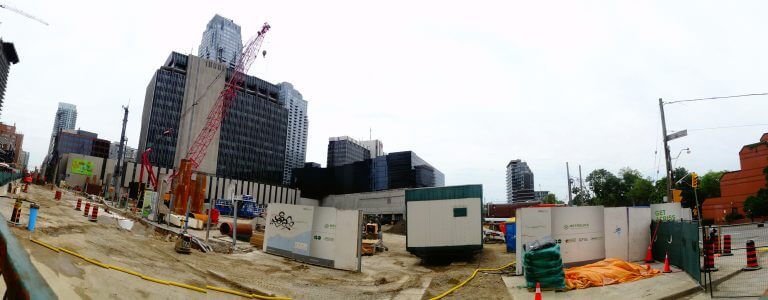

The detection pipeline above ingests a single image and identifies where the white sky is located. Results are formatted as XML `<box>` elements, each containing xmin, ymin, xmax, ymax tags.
<box><xmin>2</xmin><ymin>1</ymin><xmax>768</xmax><ymax>202</ymax></box>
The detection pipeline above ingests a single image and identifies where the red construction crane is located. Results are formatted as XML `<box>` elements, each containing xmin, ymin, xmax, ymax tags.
<box><xmin>185</xmin><ymin>22</ymin><xmax>271</xmax><ymax>171</ymax></box>
<box><xmin>167</xmin><ymin>22</ymin><xmax>271</xmax><ymax>219</ymax></box>
<box><xmin>139</xmin><ymin>148</ymin><xmax>158</xmax><ymax>190</ymax></box>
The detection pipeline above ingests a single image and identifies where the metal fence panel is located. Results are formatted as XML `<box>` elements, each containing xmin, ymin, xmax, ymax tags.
<box><xmin>705</xmin><ymin>223</ymin><xmax>768</xmax><ymax>298</ymax></box>
<box><xmin>652</xmin><ymin>221</ymin><xmax>701</xmax><ymax>284</ymax></box>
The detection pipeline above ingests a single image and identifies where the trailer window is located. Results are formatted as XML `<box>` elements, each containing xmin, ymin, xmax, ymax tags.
<box><xmin>453</xmin><ymin>207</ymin><xmax>467</xmax><ymax>217</ymax></box>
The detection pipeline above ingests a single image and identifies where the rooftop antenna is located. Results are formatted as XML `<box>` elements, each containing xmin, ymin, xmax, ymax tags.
<box><xmin>369</xmin><ymin>127</ymin><xmax>372</xmax><ymax>140</ymax></box>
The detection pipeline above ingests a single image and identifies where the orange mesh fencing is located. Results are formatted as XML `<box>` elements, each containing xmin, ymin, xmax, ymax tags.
<box><xmin>565</xmin><ymin>258</ymin><xmax>661</xmax><ymax>289</ymax></box>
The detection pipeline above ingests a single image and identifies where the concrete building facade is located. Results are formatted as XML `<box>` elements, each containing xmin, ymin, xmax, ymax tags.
<box><xmin>506</xmin><ymin>159</ymin><xmax>535</xmax><ymax>203</ymax></box>
<box><xmin>198</xmin><ymin>14</ymin><xmax>243</xmax><ymax>68</ymax></box>
<box><xmin>138</xmin><ymin>52</ymin><xmax>288</xmax><ymax>185</ymax></box>
<box><xmin>0</xmin><ymin>40</ymin><xmax>19</xmax><ymax>117</ymax></box>
<box><xmin>327</xmin><ymin>136</ymin><xmax>370</xmax><ymax>168</ymax></box>
<box><xmin>109</xmin><ymin>142</ymin><xmax>137</xmax><ymax>162</ymax></box>
<box><xmin>360</xmin><ymin>139</ymin><xmax>384</xmax><ymax>158</ymax></box>
<box><xmin>703</xmin><ymin>133</ymin><xmax>768</xmax><ymax>223</ymax></box>
<box><xmin>278</xmin><ymin>82</ymin><xmax>308</xmax><ymax>185</ymax></box>
<box><xmin>0</xmin><ymin>122</ymin><xmax>23</xmax><ymax>166</ymax></box>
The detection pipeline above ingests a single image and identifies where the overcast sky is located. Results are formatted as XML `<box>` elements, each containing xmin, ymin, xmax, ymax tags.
<box><xmin>2</xmin><ymin>1</ymin><xmax>768</xmax><ymax>202</ymax></box>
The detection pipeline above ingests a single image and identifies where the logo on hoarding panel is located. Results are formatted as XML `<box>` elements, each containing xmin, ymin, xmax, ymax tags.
<box><xmin>270</xmin><ymin>211</ymin><xmax>295</xmax><ymax>230</ymax></box>
<box><xmin>563</xmin><ymin>223</ymin><xmax>589</xmax><ymax>230</ymax></box>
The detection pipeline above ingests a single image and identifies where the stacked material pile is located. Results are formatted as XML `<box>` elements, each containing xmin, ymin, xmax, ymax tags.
<box><xmin>523</xmin><ymin>242</ymin><xmax>566</xmax><ymax>289</ymax></box>
<box><xmin>565</xmin><ymin>258</ymin><xmax>660</xmax><ymax>289</ymax></box>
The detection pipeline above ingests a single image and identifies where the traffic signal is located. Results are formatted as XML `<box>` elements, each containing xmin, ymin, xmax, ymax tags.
<box><xmin>672</xmin><ymin>189</ymin><xmax>683</xmax><ymax>202</ymax></box>
<box><xmin>691</xmin><ymin>172</ymin><xmax>698</xmax><ymax>189</ymax></box>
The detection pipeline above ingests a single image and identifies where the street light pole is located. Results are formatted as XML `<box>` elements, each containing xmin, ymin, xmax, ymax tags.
<box><xmin>659</xmin><ymin>98</ymin><xmax>674</xmax><ymax>202</ymax></box>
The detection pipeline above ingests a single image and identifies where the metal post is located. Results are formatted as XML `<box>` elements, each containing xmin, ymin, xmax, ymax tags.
<box><xmin>232</xmin><ymin>183</ymin><xmax>238</xmax><ymax>249</ymax></box>
<box><xmin>578</xmin><ymin>164</ymin><xmax>584</xmax><ymax>199</ymax></box>
<box><xmin>566</xmin><ymin>162</ymin><xmax>573</xmax><ymax>204</ymax></box>
<box><xmin>205</xmin><ymin>196</ymin><xmax>213</xmax><ymax>242</ymax></box>
<box><xmin>113</xmin><ymin>106</ymin><xmax>128</xmax><ymax>205</ymax></box>
<box><xmin>356</xmin><ymin>210</ymin><xmax>363</xmax><ymax>273</ymax></box>
<box><xmin>659</xmin><ymin>98</ymin><xmax>674</xmax><ymax>203</ymax></box>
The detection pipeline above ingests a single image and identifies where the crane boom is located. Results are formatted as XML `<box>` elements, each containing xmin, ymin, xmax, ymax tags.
<box><xmin>0</xmin><ymin>4</ymin><xmax>48</xmax><ymax>26</ymax></box>
<box><xmin>184</xmin><ymin>22</ymin><xmax>271</xmax><ymax>172</ymax></box>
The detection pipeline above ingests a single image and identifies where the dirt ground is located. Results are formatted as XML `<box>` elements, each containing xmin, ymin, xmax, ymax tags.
<box><xmin>1</xmin><ymin>184</ymin><xmax>515</xmax><ymax>299</ymax></box>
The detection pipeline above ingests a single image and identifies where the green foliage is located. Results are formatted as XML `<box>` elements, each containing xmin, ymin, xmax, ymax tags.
<box><xmin>586</xmin><ymin>169</ymin><xmax>625</xmax><ymax>207</ymax></box>
<box><xmin>626</xmin><ymin>178</ymin><xmax>654</xmax><ymax>206</ymax></box>
<box><xmin>744</xmin><ymin>195</ymin><xmax>768</xmax><ymax>218</ymax></box>
<box><xmin>700</xmin><ymin>170</ymin><xmax>726</xmax><ymax>199</ymax></box>
<box><xmin>541</xmin><ymin>194</ymin><xmax>562</xmax><ymax>204</ymax></box>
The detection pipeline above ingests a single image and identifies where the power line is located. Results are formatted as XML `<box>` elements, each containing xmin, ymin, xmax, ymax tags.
<box><xmin>687</xmin><ymin>123</ymin><xmax>768</xmax><ymax>132</ymax></box>
<box><xmin>665</xmin><ymin>92</ymin><xmax>768</xmax><ymax>104</ymax></box>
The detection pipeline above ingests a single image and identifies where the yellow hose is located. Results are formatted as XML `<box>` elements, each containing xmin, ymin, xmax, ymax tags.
<box><xmin>30</xmin><ymin>239</ymin><xmax>291</xmax><ymax>299</ymax></box>
<box><xmin>429</xmin><ymin>261</ymin><xmax>515</xmax><ymax>300</ymax></box>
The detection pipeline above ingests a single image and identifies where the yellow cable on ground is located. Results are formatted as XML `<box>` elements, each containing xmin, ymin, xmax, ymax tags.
<box><xmin>30</xmin><ymin>239</ymin><xmax>292</xmax><ymax>299</ymax></box>
<box><xmin>429</xmin><ymin>261</ymin><xmax>515</xmax><ymax>300</ymax></box>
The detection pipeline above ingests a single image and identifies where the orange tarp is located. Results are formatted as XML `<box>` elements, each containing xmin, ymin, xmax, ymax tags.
<box><xmin>565</xmin><ymin>258</ymin><xmax>661</xmax><ymax>289</ymax></box>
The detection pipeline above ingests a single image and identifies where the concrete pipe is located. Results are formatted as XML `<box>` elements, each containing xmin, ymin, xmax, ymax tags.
<box><xmin>219</xmin><ymin>222</ymin><xmax>252</xmax><ymax>237</ymax></box>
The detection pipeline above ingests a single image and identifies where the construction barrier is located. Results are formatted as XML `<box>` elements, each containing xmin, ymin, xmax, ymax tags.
<box><xmin>651</xmin><ymin>221</ymin><xmax>701</xmax><ymax>284</ymax></box>
<box><xmin>703</xmin><ymin>238</ymin><xmax>718</xmax><ymax>272</ymax></box>
<box><xmin>721</xmin><ymin>234</ymin><xmax>733</xmax><ymax>256</ymax></box>
<box><xmin>75</xmin><ymin>198</ymin><xmax>81</xmax><ymax>211</ymax></box>
<box><xmin>28</xmin><ymin>239</ymin><xmax>292</xmax><ymax>299</ymax></box>
<box><xmin>743</xmin><ymin>240</ymin><xmax>762</xmax><ymax>271</ymax></box>
<box><xmin>83</xmin><ymin>202</ymin><xmax>90</xmax><ymax>217</ymax></box>
<box><xmin>89</xmin><ymin>205</ymin><xmax>98</xmax><ymax>222</ymax></box>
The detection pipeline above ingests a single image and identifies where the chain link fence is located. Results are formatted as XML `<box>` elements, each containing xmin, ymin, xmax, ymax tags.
<box><xmin>703</xmin><ymin>223</ymin><xmax>768</xmax><ymax>298</ymax></box>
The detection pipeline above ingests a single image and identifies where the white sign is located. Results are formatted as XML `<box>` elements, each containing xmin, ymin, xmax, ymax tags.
<box><xmin>651</xmin><ymin>203</ymin><xmax>683</xmax><ymax>222</ymax></box>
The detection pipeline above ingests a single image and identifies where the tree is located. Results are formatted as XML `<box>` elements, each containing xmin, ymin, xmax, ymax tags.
<box><xmin>744</xmin><ymin>167</ymin><xmax>768</xmax><ymax>219</ymax></box>
<box><xmin>541</xmin><ymin>194</ymin><xmax>562</xmax><ymax>204</ymax></box>
<box><xmin>700</xmin><ymin>170</ymin><xmax>726</xmax><ymax>199</ymax></box>
<box><xmin>571</xmin><ymin>185</ymin><xmax>593</xmax><ymax>206</ymax></box>
<box><xmin>626</xmin><ymin>177</ymin><xmax>654</xmax><ymax>206</ymax></box>
<box><xmin>586</xmin><ymin>169</ymin><xmax>625</xmax><ymax>207</ymax></box>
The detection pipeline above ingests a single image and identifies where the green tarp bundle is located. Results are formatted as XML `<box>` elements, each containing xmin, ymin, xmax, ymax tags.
<box><xmin>523</xmin><ymin>244</ymin><xmax>566</xmax><ymax>289</ymax></box>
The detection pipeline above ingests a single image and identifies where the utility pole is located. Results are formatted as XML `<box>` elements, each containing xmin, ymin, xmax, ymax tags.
<box><xmin>578</xmin><ymin>165</ymin><xmax>584</xmax><ymax>194</ymax></box>
<box><xmin>113</xmin><ymin>106</ymin><xmax>128</xmax><ymax>205</ymax></box>
<box><xmin>659</xmin><ymin>98</ymin><xmax>674</xmax><ymax>203</ymax></box>
<box><xmin>566</xmin><ymin>162</ymin><xmax>573</xmax><ymax>204</ymax></box>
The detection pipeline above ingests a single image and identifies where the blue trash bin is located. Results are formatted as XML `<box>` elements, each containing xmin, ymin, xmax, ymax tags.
<box><xmin>504</xmin><ymin>222</ymin><xmax>516</xmax><ymax>253</ymax></box>
<box><xmin>27</xmin><ymin>203</ymin><xmax>39</xmax><ymax>232</ymax></box>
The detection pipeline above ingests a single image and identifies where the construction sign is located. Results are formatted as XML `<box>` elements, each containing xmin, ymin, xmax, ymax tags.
<box><xmin>71</xmin><ymin>159</ymin><xmax>93</xmax><ymax>176</ymax></box>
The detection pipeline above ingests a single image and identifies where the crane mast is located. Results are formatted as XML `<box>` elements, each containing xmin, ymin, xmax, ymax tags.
<box><xmin>0</xmin><ymin>4</ymin><xmax>48</xmax><ymax>26</ymax></box>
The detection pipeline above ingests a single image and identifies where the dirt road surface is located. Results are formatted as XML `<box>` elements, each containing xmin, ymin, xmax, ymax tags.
<box><xmin>1</xmin><ymin>185</ymin><xmax>515</xmax><ymax>299</ymax></box>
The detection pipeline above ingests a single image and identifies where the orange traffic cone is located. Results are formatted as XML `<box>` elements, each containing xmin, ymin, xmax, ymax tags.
<box><xmin>663</xmin><ymin>252</ymin><xmax>671</xmax><ymax>273</ymax></box>
<box><xmin>534</xmin><ymin>282</ymin><xmax>542</xmax><ymax>300</ymax></box>
<box><xmin>644</xmin><ymin>244</ymin><xmax>654</xmax><ymax>262</ymax></box>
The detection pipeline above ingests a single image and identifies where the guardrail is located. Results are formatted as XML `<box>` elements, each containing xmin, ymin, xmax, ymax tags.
<box><xmin>0</xmin><ymin>172</ymin><xmax>56</xmax><ymax>299</ymax></box>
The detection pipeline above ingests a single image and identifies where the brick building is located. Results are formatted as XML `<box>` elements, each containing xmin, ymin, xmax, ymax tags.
<box><xmin>0</xmin><ymin>122</ymin><xmax>23</xmax><ymax>166</ymax></box>
<box><xmin>703</xmin><ymin>133</ymin><xmax>768</xmax><ymax>222</ymax></box>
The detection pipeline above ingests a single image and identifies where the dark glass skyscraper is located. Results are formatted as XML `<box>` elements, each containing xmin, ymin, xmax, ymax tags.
<box><xmin>327</xmin><ymin>136</ymin><xmax>370</xmax><ymax>168</ymax></box>
<box><xmin>198</xmin><ymin>14</ymin><xmax>243</xmax><ymax>68</ymax></box>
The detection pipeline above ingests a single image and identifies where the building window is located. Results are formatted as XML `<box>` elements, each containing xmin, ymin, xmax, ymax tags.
<box><xmin>453</xmin><ymin>207</ymin><xmax>467</xmax><ymax>217</ymax></box>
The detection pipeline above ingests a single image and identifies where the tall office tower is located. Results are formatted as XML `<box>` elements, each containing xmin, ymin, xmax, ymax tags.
<box><xmin>278</xmin><ymin>82</ymin><xmax>309</xmax><ymax>185</ymax></box>
<box><xmin>327</xmin><ymin>136</ymin><xmax>370</xmax><ymax>168</ymax></box>
<box><xmin>18</xmin><ymin>151</ymin><xmax>29</xmax><ymax>170</ymax></box>
<box><xmin>138</xmin><ymin>52</ymin><xmax>288</xmax><ymax>184</ymax></box>
<box><xmin>198</xmin><ymin>14</ymin><xmax>243</xmax><ymax>68</ymax></box>
<box><xmin>0</xmin><ymin>40</ymin><xmax>19</xmax><ymax>117</ymax></box>
<box><xmin>109</xmin><ymin>142</ymin><xmax>137</xmax><ymax>162</ymax></box>
<box><xmin>46</xmin><ymin>102</ymin><xmax>77</xmax><ymax>159</ymax></box>
<box><xmin>360</xmin><ymin>139</ymin><xmax>384</xmax><ymax>158</ymax></box>
<box><xmin>506</xmin><ymin>159</ymin><xmax>535</xmax><ymax>203</ymax></box>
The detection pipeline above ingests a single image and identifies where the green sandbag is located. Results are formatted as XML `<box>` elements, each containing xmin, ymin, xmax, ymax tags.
<box><xmin>525</xmin><ymin>266</ymin><xmax>564</xmax><ymax>278</ymax></box>
<box><xmin>524</xmin><ymin>244</ymin><xmax>562</xmax><ymax>261</ymax></box>
<box><xmin>525</xmin><ymin>276</ymin><xmax>566</xmax><ymax>289</ymax></box>
<box><xmin>524</xmin><ymin>258</ymin><xmax>563</xmax><ymax>270</ymax></box>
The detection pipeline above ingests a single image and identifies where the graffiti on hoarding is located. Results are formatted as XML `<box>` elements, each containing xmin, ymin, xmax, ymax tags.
<box><xmin>270</xmin><ymin>211</ymin><xmax>295</xmax><ymax>230</ymax></box>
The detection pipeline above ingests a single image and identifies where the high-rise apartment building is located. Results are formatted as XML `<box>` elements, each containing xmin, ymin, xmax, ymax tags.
<box><xmin>0</xmin><ymin>40</ymin><xmax>19</xmax><ymax>117</ymax></box>
<box><xmin>506</xmin><ymin>159</ymin><xmax>535</xmax><ymax>202</ymax></box>
<box><xmin>534</xmin><ymin>191</ymin><xmax>550</xmax><ymax>202</ymax></box>
<box><xmin>46</xmin><ymin>102</ymin><xmax>77</xmax><ymax>160</ymax></box>
<box><xmin>198</xmin><ymin>14</ymin><xmax>243</xmax><ymax>68</ymax></box>
<box><xmin>327</xmin><ymin>136</ymin><xmax>370</xmax><ymax>168</ymax></box>
<box><xmin>138</xmin><ymin>52</ymin><xmax>288</xmax><ymax>184</ymax></box>
<box><xmin>18</xmin><ymin>151</ymin><xmax>29</xmax><ymax>170</ymax></box>
<box><xmin>278</xmin><ymin>82</ymin><xmax>309</xmax><ymax>185</ymax></box>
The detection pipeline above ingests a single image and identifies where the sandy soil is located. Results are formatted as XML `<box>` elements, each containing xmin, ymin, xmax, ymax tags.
<box><xmin>1</xmin><ymin>184</ymin><xmax>515</xmax><ymax>299</ymax></box>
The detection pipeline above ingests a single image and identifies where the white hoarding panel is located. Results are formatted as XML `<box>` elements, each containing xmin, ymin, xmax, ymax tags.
<box><xmin>628</xmin><ymin>207</ymin><xmax>652</xmax><ymax>261</ymax></box>
<box><xmin>681</xmin><ymin>208</ymin><xmax>692</xmax><ymax>221</ymax></box>
<box><xmin>603</xmin><ymin>207</ymin><xmax>629</xmax><ymax>261</ymax></box>
<box><xmin>310</xmin><ymin>207</ymin><xmax>337</xmax><ymax>264</ymax></box>
<box><xmin>515</xmin><ymin>207</ymin><xmax>552</xmax><ymax>274</ymax></box>
<box><xmin>264</xmin><ymin>203</ymin><xmax>361</xmax><ymax>272</ymax></box>
<box><xmin>552</xmin><ymin>206</ymin><xmax>605</xmax><ymax>266</ymax></box>
<box><xmin>651</xmin><ymin>203</ymin><xmax>682</xmax><ymax>221</ymax></box>
<box><xmin>407</xmin><ymin>198</ymin><xmax>482</xmax><ymax>248</ymax></box>
<box><xmin>264</xmin><ymin>204</ymin><xmax>314</xmax><ymax>257</ymax></box>
<box><xmin>335</xmin><ymin>210</ymin><xmax>361</xmax><ymax>271</ymax></box>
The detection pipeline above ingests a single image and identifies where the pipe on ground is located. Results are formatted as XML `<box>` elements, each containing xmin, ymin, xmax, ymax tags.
<box><xmin>219</xmin><ymin>222</ymin><xmax>252</xmax><ymax>237</ymax></box>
